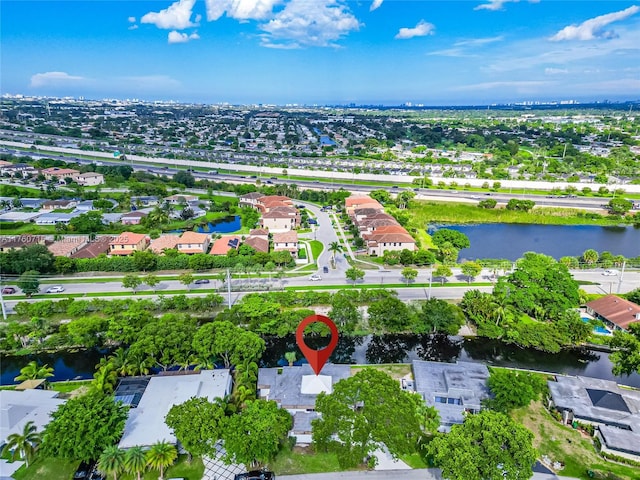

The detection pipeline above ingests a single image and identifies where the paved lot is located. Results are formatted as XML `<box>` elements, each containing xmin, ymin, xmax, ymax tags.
<box><xmin>201</xmin><ymin>443</ymin><xmax>245</xmax><ymax>480</ymax></box>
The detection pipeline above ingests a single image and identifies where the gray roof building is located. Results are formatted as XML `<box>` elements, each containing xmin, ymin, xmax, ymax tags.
<box><xmin>0</xmin><ymin>389</ymin><xmax>65</xmax><ymax>446</ymax></box>
<box><xmin>548</xmin><ymin>375</ymin><xmax>640</xmax><ymax>459</ymax></box>
<box><xmin>412</xmin><ymin>360</ymin><xmax>490</xmax><ymax>431</ymax></box>
<box><xmin>258</xmin><ymin>364</ymin><xmax>351</xmax><ymax>410</ymax></box>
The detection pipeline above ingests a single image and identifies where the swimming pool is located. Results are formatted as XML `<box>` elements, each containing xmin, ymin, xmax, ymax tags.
<box><xmin>581</xmin><ymin>317</ymin><xmax>612</xmax><ymax>336</ymax></box>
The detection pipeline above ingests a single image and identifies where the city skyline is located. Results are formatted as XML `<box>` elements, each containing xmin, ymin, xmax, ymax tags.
<box><xmin>2</xmin><ymin>1</ymin><xmax>640</xmax><ymax>105</ymax></box>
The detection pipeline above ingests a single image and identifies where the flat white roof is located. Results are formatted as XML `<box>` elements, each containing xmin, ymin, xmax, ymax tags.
<box><xmin>118</xmin><ymin>370</ymin><xmax>231</xmax><ymax>449</ymax></box>
<box><xmin>0</xmin><ymin>389</ymin><xmax>65</xmax><ymax>444</ymax></box>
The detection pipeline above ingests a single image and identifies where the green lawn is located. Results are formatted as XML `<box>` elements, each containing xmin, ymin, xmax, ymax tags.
<box><xmin>408</xmin><ymin>200</ymin><xmax>630</xmax><ymax>226</ymax></box>
<box><xmin>350</xmin><ymin>363</ymin><xmax>412</xmax><ymax>379</ymax></box>
<box><xmin>511</xmin><ymin>401</ymin><xmax>640</xmax><ymax>480</ymax></box>
<box><xmin>49</xmin><ymin>379</ymin><xmax>93</xmax><ymax>393</ymax></box>
<box><xmin>309</xmin><ymin>240</ymin><xmax>324</xmax><ymax>259</ymax></box>
<box><xmin>270</xmin><ymin>447</ymin><xmax>346</xmax><ymax>475</ymax></box>
<box><xmin>12</xmin><ymin>456</ymin><xmax>79</xmax><ymax>480</ymax></box>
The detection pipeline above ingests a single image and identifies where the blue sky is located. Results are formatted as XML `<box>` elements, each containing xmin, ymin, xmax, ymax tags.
<box><xmin>2</xmin><ymin>1</ymin><xmax>639</xmax><ymax>105</ymax></box>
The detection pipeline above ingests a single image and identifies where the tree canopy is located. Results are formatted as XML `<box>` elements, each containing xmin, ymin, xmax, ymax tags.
<box><xmin>485</xmin><ymin>369</ymin><xmax>546</xmax><ymax>413</ymax></box>
<box><xmin>313</xmin><ymin>368</ymin><xmax>424</xmax><ymax>468</ymax></box>
<box><xmin>431</xmin><ymin>229</ymin><xmax>470</xmax><ymax>250</ymax></box>
<box><xmin>222</xmin><ymin>399</ymin><xmax>291</xmax><ymax>468</ymax></box>
<box><xmin>494</xmin><ymin>252</ymin><xmax>579</xmax><ymax>320</ymax></box>
<box><xmin>165</xmin><ymin>397</ymin><xmax>227</xmax><ymax>459</ymax></box>
<box><xmin>41</xmin><ymin>392</ymin><xmax>128</xmax><ymax>462</ymax></box>
<box><xmin>609</xmin><ymin>323</ymin><xmax>640</xmax><ymax>376</ymax></box>
<box><xmin>427</xmin><ymin>410</ymin><xmax>537</xmax><ymax>480</ymax></box>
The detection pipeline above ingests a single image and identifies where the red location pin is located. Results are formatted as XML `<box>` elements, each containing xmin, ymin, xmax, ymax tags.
<box><xmin>295</xmin><ymin>314</ymin><xmax>339</xmax><ymax>376</ymax></box>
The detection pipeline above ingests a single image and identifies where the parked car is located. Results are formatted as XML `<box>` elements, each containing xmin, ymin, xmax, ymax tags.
<box><xmin>194</xmin><ymin>279</ymin><xmax>210</xmax><ymax>284</ymax></box>
<box><xmin>1</xmin><ymin>287</ymin><xmax>16</xmax><ymax>294</ymax></box>
<box><xmin>323</xmin><ymin>266</ymin><xmax>329</xmax><ymax>273</ymax></box>
<box><xmin>46</xmin><ymin>285</ymin><xmax>65</xmax><ymax>293</ymax></box>
<box><xmin>602</xmin><ymin>269</ymin><xmax>620</xmax><ymax>276</ymax></box>
<box><xmin>310</xmin><ymin>274</ymin><xmax>322</xmax><ymax>281</ymax></box>
<box><xmin>234</xmin><ymin>471</ymin><xmax>275</xmax><ymax>480</ymax></box>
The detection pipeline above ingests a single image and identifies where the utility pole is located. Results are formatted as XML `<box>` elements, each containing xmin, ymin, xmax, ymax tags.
<box><xmin>0</xmin><ymin>288</ymin><xmax>7</xmax><ymax>322</ymax></box>
<box><xmin>428</xmin><ymin>265</ymin><xmax>433</xmax><ymax>300</ymax></box>
<box><xmin>226</xmin><ymin>268</ymin><xmax>232</xmax><ymax>308</ymax></box>
<box><xmin>617</xmin><ymin>260</ymin><xmax>626</xmax><ymax>294</ymax></box>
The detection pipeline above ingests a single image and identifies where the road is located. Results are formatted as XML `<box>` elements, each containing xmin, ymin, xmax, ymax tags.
<box><xmin>1</xmin><ymin>269</ymin><xmax>637</xmax><ymax>314</ymax></box>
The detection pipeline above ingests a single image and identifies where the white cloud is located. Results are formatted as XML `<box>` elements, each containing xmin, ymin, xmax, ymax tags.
<box><xmin>30</xmin><ymin>72</ymin><xmax>86</xmax><ymax>88</ymax></box>
<box><xmin>550</xmin><ymin>5</ymin><xmax>640</xmax><ymax>41</ymax></box>
<box><xmin>544</xmin><ymin>67</ymin><xmax>568</xmax><ymax>75</ymax></box>
<box><xmin>167</xmin><ymin>30</ymin><xmax>200</xmax><ymax>43</ymax></box>
<box><xmin>259</xmin><ymin>0</ymin><xmax>360</xmax><ymax>48</ymax></box>
<box><xmin>205</xmin><ymin>0</ymin><xmax>282</xmax><ymax>21</ymax></box>
<box><xmin>454</xmin><ymin>35</ymin><xmax>504</xmax><ymax>47</ymax></box>
<box><xmin>395</xmin><ymin>20</ymin><xmax>434</xmax><ymax>40</ymax></box>
<box><xmin>128</xmin><ymin>16</ymin><xmax>136</xmax><ymax>23</ymax></box>
<box><xmin>475</xmin><ymin>0</ymin><xmax>539</xmax><ymax>12</ymax></box>
<box><xmin>370</xmin><ymin>0</ymin><xmax>383</xmax><ymax>11</ymax></box>
<box><xmin>128</xmin><ymin>25</ymin><xmax>139</xmax><ymax>30</ymax></box>
<box><xmin>427</xmin><ymin>48</ymin><xmax>474</xmax><ymax>58</ymax></box>
<box><xmin>141</xmin><ymin>0</ymin><xmax>197</xmax><ymax>29</ymax></box>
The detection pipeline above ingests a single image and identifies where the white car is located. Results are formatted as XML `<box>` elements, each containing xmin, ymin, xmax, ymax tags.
<box><xmin>602</xmin><ymin>270</ymin><xmax>620</xmax><ymax>276</ymax></box>
<box><xmin>310</xmin><ymin>274</ymin><xmax>322</xmax><ymax>281</ymax></box>
<box><xmin>46</xmin><ymin>285</ymin><xmax>65</xmax><ymax>293</ymax></box>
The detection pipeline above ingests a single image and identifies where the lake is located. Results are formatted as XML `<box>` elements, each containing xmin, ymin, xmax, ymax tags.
<box><xmin>196</xmin><ymin>215</ymin><xmax>240</xmax><ymax>233</ymax></box>
<box><xmin>435</xmin><ymin>224</ymin><xmax>640</xmax><ymax>261</ymax></box>
<box><xmin>3</xmin><ymin>335</ymin><xmax>638</xmax><ymax>388</ymax></box>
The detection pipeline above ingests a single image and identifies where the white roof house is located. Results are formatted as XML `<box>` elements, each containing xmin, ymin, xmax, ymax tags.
<box><xmin>0</xmin><ymin>389</ymin><xmax>65</xmax><ymax>446</ymax></box>
<box><xmin>118</xmin><ymin>370</ymin><xmax>231</xmax><ymax>449</ymax></box>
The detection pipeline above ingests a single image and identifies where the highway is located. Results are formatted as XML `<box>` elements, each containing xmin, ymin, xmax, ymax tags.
<box><xmin>0</xmin><ymin>142</ymin><xmax>632</xmax><ymax>210</ymax></box>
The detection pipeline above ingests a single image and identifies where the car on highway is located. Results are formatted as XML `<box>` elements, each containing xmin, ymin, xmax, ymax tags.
<box><xmin>1</xmin><ymin>287</ymin><xmax>16</xmax><ymax>294</ymax></box>
<box><xmin>602</xmin><ymin>269</ymin><xmax>620</xmax><ymax>276</ymax></box>
<box><xmin>194</xmin><ymin>279</ymin><xmax>210</xmax><ymax>284</ymax></box>
<box><xmin>45</xmin><ymin>285</ymin><xmax>65</xmax><ymax>293</ymax></box>
<box><xmin>310</xmin><ymin>274</ymin><xmax>322</xmax><ymax>281</ymax></box>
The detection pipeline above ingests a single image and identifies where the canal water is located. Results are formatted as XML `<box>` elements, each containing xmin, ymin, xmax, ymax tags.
<box><xmin>435</xmin><ymin>224</ymin><xmax>640</xmax><ymax>261</ymax></box>
<box><xmin>3</xmin><ymin>335</ymin><xmax>638</xmax><ymax>388</ymax></box>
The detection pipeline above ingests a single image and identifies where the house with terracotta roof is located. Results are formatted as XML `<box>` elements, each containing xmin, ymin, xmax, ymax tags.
<box><xmin>75</xmin><ymin>172</ymin><xmax>104</xmax><ymax>186</ymax></box>
<box><xmin>148</xmin><ymin>235</ymin><xmax>181</xmax><ymax>254</ymax></box>
<box><xmin>109</xmin><ymin>232</ymin><xmax>149</xmax><ymax>256</ymax></box>
<box><xmin>352</xmin><ymin>206</ymin><xmax>386</xmax><ymax>222</ymax></box>
<box><xmin>239</xmin><ymin>192</ymin><xmax>265</xmax><ymax>209</ymax></box>
<box><xmin>257</xmin><ymin>196</ymin><xmax>294</xmax><ymax>213</ymax></box>
<box><xmin>273</xmin><ymin>231</ymin><xmax>298</xmax><ymax>254</ymax></box>
<box><xmin>210</xmin><ymin>235</ymin><xmax>241</xmax><ymax>255</ymax></box>
<box><xmin>365</xmin><ymin>231</ymin><xmax>416</xmax><ymax>256</ymax></box>
<box><xmin>71</xmin><ymin>236</ymin><xmax>111</xmax><ymax>259</ymax></box>
<box><xmin>47</xmin><ymin>236</ymin><xmax>89</xmax><ymax>257</ymax></box>
<box><xmin>121</xmin><ymin>211</ymin><xmax>148</xmax><ymax>225</ymax></box>
<box><xmin>177</xmin><ymin>231</ymin><xmax>211</xmax><ymax>254</ymax></box>
<box><xmin>586</xmin><ymin>295</ymin><xmax>640</xmax><ymax>332</ymax></box>
<box><xmin>249</xmin><ymin>228</ymin><xmax>269</xmax><ymax>239</ymax></box>
<box><xmin>0</xmin><ymin>235</ymin><xmax>46</xmax><ymax>253</ymax></box>
<box><xmin>41</xmin><ymin>167</ymin><xmax>81</xmax><ymax>182</ymax></box>
<box><xmin>345</xmin><ymin>196</ymin><xmax>383</xmax><ymax>215</ymax></box>
<box><xmin>261</xmin><ymin>206</ymin><xmax>300</xmax><ymax>232</ymax></box>
<box><xmin>244</xmin><ymin>236</ymin><xmax>269</xmax><ymax>253</ymax></box>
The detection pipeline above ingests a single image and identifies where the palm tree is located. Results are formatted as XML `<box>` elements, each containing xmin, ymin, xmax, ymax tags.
<box><xmin>108</xmin><ymin>348</ymin><xmax>132</xmax><ymax>377</ymax></box>
<box><xmin>285</xmin><ymin>351</ymin><xmax>297</xmax><ymax>367</ymax></box>
<box><xmin>98</xmin><ymin>446</ymin><xmax>126</xmax><ymax>480</ymax></box>
<box><xmin>124</xmin><ymin>446</ymin><xmax>147</xmax><ymax>480</ymax></box>
<box><xmin>92</xmin><ymin>362</ymin><xmax>118</xmax><ymax>394</ymax></box>
<box><xmin>328</xmin><ymin>241</ymin><xmax>343</xmax><ymax>263</ymax></box>
<box><xmin>146</xmin><ymin>441</ymin><xmax>177</xmax><ymax>480</ymax></box>
<box><xmin>1</xmin><ymin>421</ymin><xmax>41</xmax><ymax>467</ymax></box>
<box><xmin>14</xmin><ymin>361</ymin><xmax>54</xmax><ymax>382</ymax></box>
